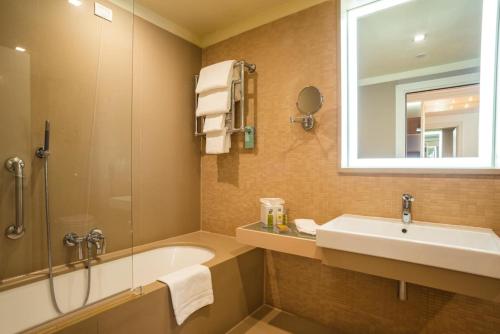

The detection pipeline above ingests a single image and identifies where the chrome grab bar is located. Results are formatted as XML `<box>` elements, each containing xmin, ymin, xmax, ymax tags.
<box><xmin>5</xmin><ymin>156</ymin><xmax>25</xmax><ymax>239</ymax></box>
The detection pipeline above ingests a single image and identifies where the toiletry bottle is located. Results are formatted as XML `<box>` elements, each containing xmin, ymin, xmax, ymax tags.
<box><xmin>267</xmin><ymin>208</ymin><xmax>274</xmax><ymax>228</ymax></box>
<box><xmin>276</xmin><ymin>207</ymin><xmax>283</xmax><ymax>225</ymax></box>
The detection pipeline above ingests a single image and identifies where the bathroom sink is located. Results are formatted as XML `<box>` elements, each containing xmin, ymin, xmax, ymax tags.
<box><xmin>316</xmin><ymin>215</ymin><xmax>500</xmax><ymax>279</ymax></box>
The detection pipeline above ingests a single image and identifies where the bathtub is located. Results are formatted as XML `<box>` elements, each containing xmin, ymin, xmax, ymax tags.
<box><xmin>0</xmin><ymin>245</ymin><xmax>214</xmax><ymax>334</ymax></box>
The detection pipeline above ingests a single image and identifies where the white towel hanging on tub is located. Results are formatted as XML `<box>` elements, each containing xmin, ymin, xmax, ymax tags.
<box><xmin>158</xmin><ymin>264</ymin><xmax>214</xmax><ymax>325</ymax></box>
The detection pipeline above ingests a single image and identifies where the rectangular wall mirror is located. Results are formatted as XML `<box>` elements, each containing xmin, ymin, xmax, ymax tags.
<box><xmin>340</xmin><ymin>0</ymin><xmax>500</xmax><ymax>170</ymax></box>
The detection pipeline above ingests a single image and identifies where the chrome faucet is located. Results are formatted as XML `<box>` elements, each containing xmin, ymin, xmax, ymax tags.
<box><xmin>63</xmin><ymin>232</ymin><xmax>86</xmax><ymax>260</ymax></box>
<box><xmin>401</xmin><ymin>193</ymin><xmax>414</xmax><ymax>224</ymax></box>
<box><xmin>86</xmin><ymin>228</ymin><xmax>106</xmax><ymax>255</ymax></box>
<box><xmin>64</xmin><ymin>228</ymin><xmax>106</xmax><ymax>259</ymax></box>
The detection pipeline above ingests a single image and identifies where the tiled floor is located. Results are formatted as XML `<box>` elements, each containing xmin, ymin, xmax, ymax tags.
<box><xmin>227</xmin><ymin>305</ymin><xmax>332</xmax><ymax>334</ymax></box>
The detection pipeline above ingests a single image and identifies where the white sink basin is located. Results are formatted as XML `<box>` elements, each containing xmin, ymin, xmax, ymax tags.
<box><xmin>316</xmin><ymin>214</ymin><xmax>500</xmax><ymax>279</ymax></box>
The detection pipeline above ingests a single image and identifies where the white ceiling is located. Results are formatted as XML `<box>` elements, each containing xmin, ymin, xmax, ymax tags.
<box><xmin>130</xmin><ymin>0</ymin><xmax>328</xmax><ymax>47</ymax></box>
<box><xmin>357</xmin><ymin>0</ymin><xmax>482</xmax><ymax>78</ymax></box>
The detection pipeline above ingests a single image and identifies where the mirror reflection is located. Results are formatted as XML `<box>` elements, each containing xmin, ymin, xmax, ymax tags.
<box><xmin>297</xmin><ymin>86</ymin><xmax>323</xmax><ymax>115</ymax></box>
<box><xmin>356</xmin><ymin>0</ymin><xmax>483</xmax><ymax>159</ymax></box>
<box><xmin>405</xmin><ymin>84</ymin><xmax>479</xmax><ymax>158</ymax></box>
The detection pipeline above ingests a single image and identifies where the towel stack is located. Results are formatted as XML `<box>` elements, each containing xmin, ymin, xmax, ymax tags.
<box><xmin>196</xmin><ymin>60</ymin><xmax>236</xmax><ymax>154</ymax></box>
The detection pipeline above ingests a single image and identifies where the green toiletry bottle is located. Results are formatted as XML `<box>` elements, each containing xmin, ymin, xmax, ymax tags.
<box><xmin>267</xmin><ymin>209</ymin><xmax>274</xmax><ymax>228</ymax></box>
<box><xmin>244</xmin><ymin>126</ymin><xmax>255</xmax><ymax>149</ymax></box>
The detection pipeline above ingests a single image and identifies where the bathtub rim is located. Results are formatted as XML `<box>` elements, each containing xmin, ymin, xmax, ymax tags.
<box><xmin>0</xmin><ymin>238</ymin><xmax>217</xmax><ymax>292</ymax></box>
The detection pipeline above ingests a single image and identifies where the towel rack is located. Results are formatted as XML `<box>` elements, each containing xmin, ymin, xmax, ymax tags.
<box><xmin>194</xmin><ymin>60</ymin><xmax>256</xmax><ymax>136</ymax></box>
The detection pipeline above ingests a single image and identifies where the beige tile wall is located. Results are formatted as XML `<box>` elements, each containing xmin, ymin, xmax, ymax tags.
<box><xmin>201</xmin><ymin>1</ymin><xmax>500</xmax><ymax>332</ymax></box>
<box><xmin>265</xmin><ymin>251</ymin><xmax>500</xmax><ymax>334</ymax></box>
<box><xmin>201</xmin><ymin>1</ymin><xmax>500</xmax><ymax>236</ymax></box>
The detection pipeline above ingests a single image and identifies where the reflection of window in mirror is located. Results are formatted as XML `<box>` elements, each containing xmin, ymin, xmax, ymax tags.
<box><xmin>405</xmin><ymin>84</ymin><xmax>479</xmax><ymax>158</ymax></box>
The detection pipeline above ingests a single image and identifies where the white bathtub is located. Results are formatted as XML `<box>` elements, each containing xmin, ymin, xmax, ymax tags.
<box><xmin>0</xmin><ymin>245</ymin><xmax>214</xmax><ymax>334</ymax></box>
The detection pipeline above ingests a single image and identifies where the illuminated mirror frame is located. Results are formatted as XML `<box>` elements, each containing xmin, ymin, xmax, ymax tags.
<box><xmin>340</xmin><ymin>0</ymin><xmax>500</xmax><ymax>170</ymax></box>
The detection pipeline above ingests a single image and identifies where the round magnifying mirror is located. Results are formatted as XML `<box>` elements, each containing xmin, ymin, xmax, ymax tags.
<box><xmin>296</xmin><ymin>86</ymin><xmax>323</xmax><ymax>115</ymax></box>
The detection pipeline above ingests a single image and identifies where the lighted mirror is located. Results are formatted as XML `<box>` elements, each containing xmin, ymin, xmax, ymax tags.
<box><xmin>341</xmin><ymin>0</ymin><xmax>500</xmax><ymax>169</ymax></box>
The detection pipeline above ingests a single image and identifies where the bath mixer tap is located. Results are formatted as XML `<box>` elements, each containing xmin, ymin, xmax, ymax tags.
<box><xmin>64</xmin><ymin>228</ymin><xmax>106</xmax><ymax>259</ymax></box>
<box><xmin>63</xmin><ymin>232</ymin><xmax>85</xmax><ymax>260</ymax></box>
<box><xmin>401</xmin><ymin>193</ymin><xmax>414</xmax><ymax>224</ymax></box>
<box><xmin>86</xmin><ymin>228</ymin><xmax>106</xmax><ymax>255</ymax></box>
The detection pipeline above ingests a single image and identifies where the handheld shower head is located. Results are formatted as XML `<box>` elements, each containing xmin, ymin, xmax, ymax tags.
<box><xmin>36</xmin><ymin>120</ymin><xmax>51</xmax><ymax>158</ymax></box>
<box><xmin>43</xmin><ymin>120</ymin><xmax>50</xmax><ymax>151</ymax></box>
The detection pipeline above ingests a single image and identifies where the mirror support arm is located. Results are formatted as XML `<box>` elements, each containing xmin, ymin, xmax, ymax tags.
<box><xmin>290</xmin><ymin>114</ymin><xmax>315</xmax><ymax>131</ymax></box>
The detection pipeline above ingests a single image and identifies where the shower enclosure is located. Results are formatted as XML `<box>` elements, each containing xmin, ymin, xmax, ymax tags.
<box><xmin>0</xmin><ymin>0</ymin><xmax>134</xmax><ymax>331</ymax></box>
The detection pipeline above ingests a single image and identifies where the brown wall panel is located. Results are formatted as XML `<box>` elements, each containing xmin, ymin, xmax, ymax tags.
<box><xmin>0</xmin><ymin>1</ymin><xmax>201</xmax><ymax>280</ymax></box>
<box><xmin>132</xmin><ymin>16</ymin><xmax>201</xmax><ymax>246</ymax></box>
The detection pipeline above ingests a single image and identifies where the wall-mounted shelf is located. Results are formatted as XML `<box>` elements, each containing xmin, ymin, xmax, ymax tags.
<box><xmin>236</xmin><ymin>222</ymin><xmax>322</xmax><ymax>259</ymax></box>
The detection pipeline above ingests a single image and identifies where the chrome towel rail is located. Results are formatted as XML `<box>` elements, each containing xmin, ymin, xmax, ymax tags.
<box><xmin>194</xmin><ymin>60</ymin><xmax>256</xmax><ymax>137</ymax></box>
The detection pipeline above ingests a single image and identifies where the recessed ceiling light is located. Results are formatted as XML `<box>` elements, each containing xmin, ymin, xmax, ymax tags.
<box><xmin>15</xmin><ymin>46</ymin><xmax>26</xmax><ymax>52</ymax></box>
<box><xmin>468</xmin><ymin>96</ymin><xmax>473</xmax><ymax>102</ymax></box>
<box><xmin>465</xmin><ymin>103</ymin><xmax>470</xmax><ymax>108</ymax></box>
<box><xmin>413</xmin><ymin>33</ymin><xmax>426</xmax><ymax>43</ymax></box>
<box><xmin>68</xmin><ymin>0</ymin><xmax>82</xmax><ymax>6</ymax></box>
<box><xmin>416</xmin><ymin>53</ymin><xmax>426</xmax><ymax>58</ymax></box>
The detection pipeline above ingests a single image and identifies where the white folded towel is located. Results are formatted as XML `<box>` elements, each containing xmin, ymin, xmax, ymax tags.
<box><xmin>196</xmin><ymin>89</ymin><xmax>231</xmax><ymax>116</ymax></box>
<box><xmin>206</xmin><ymin>128</ymin><xmax>231</xmax><ymax>154</ymax></box>
<box><xmin>158</xmin><ymin>265</ymin><xmax>214</xmax><ymax>326</ymax></box>
<box><xmin>203</xmin><ymin>114</ymin><xmax>226</xmax><ymax>133</ymax></box>
<box><xmin>294</xmin><ymin>219</ymin><xmax>320</xmax><ymax>236</ymax></box>
<box><xmin>196</xmin><ymin>60</ymin><xmax>235</xmax><ymax>94</ymax></box>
